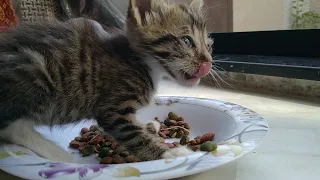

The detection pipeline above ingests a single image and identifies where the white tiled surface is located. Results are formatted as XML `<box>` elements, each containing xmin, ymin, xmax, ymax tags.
<box><xmin>1</xmin><ymin>80</ymin><xmax>320</xmax><ymax>180</ymax></box>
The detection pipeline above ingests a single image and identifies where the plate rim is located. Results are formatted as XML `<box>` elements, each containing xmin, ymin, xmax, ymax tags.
<box><xmin>0</xmin><ymin>96</ymin><xmax>269</xmax><ymax>180</ymax></box>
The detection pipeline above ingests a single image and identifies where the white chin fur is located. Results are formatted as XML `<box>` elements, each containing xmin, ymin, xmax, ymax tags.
<box><xmin>175</xmin><ymin>75</ymin><xmax>201</xmax><ymax>87</ymax></box>
<box><xmin>182</xmin><ymin>79</ymin><xmax>200</xmax><ymax>87</ymax></box>
<box><xmin>145</xmin><ymin>59</ymin><xmax>200</xmax><ymax>88</ymax></box>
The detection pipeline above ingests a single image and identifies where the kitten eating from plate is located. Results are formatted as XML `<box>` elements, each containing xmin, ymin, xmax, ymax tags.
<box><xmin>0</xmin><ymin>0</ymin><xmax>213</xmax><ymax>162</ymax></box>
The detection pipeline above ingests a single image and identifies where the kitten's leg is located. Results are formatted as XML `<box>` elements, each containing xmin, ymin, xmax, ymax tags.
<box><xmin>145</xmin><ymin>121</ymin><xmax>161</xmax><ymax>134</ymax></box>
<box><xmin>96</xmin><ymin>108</ymin><xmax>192</xmax><ymax>161</ymax></box>
<box><xmin>0</xmin><ymin>119</ymin><xmax>73</xmax><ymax>162</ymax></box>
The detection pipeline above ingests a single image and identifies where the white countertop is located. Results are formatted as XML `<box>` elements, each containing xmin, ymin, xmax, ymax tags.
<box><xmin>158</xmin><ymin>80</ymin><xmax>320</xmax><ymax>180</ymax></box>
<box><xmin>1</xmin><ymin>80</ymin><xmax>320</xmax><ymax>180</ymax></box>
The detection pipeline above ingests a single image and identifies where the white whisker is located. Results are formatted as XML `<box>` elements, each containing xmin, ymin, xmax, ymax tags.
<box><xmin>210</xmin><ymin>69</ymin><xmax>235</xmax><ymax>88</ymax></box>
<box><xmin>209</xmin><ymin>71</ymin><xmax>221</xmax><ymax>88</ymax></box>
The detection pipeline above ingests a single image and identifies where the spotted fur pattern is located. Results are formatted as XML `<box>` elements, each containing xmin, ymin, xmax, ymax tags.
<box><xmin>0</xmin><ymin>0</ymin><xmax>212</xmax><ymax>162</ymax></box>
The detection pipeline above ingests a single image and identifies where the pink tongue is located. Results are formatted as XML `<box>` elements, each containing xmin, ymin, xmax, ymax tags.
<box><xmin>194</xmin><ymin>62</ymin><xmax>212</xmax><ymax>78</ymax></box>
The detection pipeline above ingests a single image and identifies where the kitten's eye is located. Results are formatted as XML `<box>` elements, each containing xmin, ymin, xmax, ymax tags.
<box><xmin>181</xmin><ymin>36</ymin><xmax>194</xmax><ymax>48</ymax></box>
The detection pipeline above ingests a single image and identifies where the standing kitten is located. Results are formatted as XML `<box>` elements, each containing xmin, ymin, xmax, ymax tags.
<box><xmin>0</xmin><ymin>0</ymin><xmax>213</xmax><ymax>162</ymax></box>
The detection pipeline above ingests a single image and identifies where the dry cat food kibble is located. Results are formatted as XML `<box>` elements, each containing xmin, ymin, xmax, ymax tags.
<box><xmin>69</xmin><ymin>112</ymin><xmax>218</xmax><ymax>164</ymax></box>
<box><xmin>69</xmin><ymin>125</ymin><xmax>141</xmax><ymax>164</ymax></box>
<box><xmin>156</xmin><ymin>112</ymin><xmax>191</xmax><ymax>139</ymax></box>
<box><xmin>187</xmin><ymin>132</ymin><xmax>216</xmax><ymax>151</ymax></box>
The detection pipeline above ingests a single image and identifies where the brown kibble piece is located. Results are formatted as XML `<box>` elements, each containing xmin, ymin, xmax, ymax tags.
<box><xmin>120</xmin><ymin>151</ymin><xmax>130</xmax><ymax>157</ymax></box>
<box><xmin>176</xmin><ymin>117</ymin><xmax>184</xmax><ymax>121</ymax></box>
<box><xmin>81</xmin><ymin>132</ymin><xmax>94</xmax><ymax>139</ymax></box>
<box><xmin>89</xmin><ymin>125</ymin><xmax>99</xmax><ymax>132</ymax></box>
<box><xmin>176</xmin><ymin>130</ymin><xmax>184</xmax><ymax>138</ymax></box>
<box><xmin>200</xmin><ymin>132</ymin><xmax>215</xmax><ymax>143</ymax></box>
<box><xmin>176</xmin><ymin>121</ymin><xmax>185</xmax><ymax>126</ymax></box>
<box><xmin>79</xmin><ymin>136</ymin><xmax>87</xmax><ymax>142</ymax></box>
<box><xmin>114</xmin><ymin>146</ymin><xmax>125</xmax><ymax>154</ymax></box>
<box><xmin>184</xmin><ymin>130</ymin><xmax>190</xmax><ymax>136</ymax></box>
<box><xmin>195</xmin><ymin>136</ymin><xmax>202</xmax><ymax>140</ymax></box>
<box><xmin>189</xmin><ymin>139</ymin><xmax>196</xmax><ymax>145</ymax></box>
<box><xmin>88</xmin><ymin>136</ymin><xmax>104</xmax><ymax>145</ymax></box>
<box><xmin>184</xmin><ymin>123</ymin><xmax>190</xmax><ymax>130</ymax></box>
<box><xmin>113</xmin><ymin>155</ymin><xmax>125</xmax><ymax>164</ymax></box>
<box><xmin>113</xmin><ymin>154</ymin><xmax>121</xmax><ymax>158</ymax></box>
<box><xmin>125</xmin><ymin>155</ymin><xmax>136</xmax><ymax>163</ymax></box>
<box><xmin>69</xmin><ymin>140</ymin><xmax>84</xmax><ymax>148</ymax></box>
<box><xmin>189</xmin><ymin>145</ymin><xmax>201</xmax><ymax>151</ymax></box>
<box><xmin>160</xmin><ymin>124</ymin><xmax>167</xmax><ymax>129</ymax></box>
<box><xmin>169</xmin><ymin>120</ymin><xmax>177</xmax><ymax>126</ymax></box>
<box><xmin>111</xmin><ymin>142</ymin><xmax>118</xmax><ymax>150</ymax></box>
<box><xmin>100</xmin><ymin>157</ymin><xmax>113</xmax><ymax>164</ymax></box>
<box><xmin>159</xmin><ymin>132</ymin><xmax>167</xmax><ymax>138</ymax></box>
<box><xmin>105</xmin><ymin>137</ymin><xmax>115</xmax><ymax>142</ymax></box>
<box><xmin>195</xmin><ymin>139</ymin><xmax>201</xmax><ymax>144</ymax></box>
<box><xmin>108</xmin><ymin>150</ymin><xmax>114</xmax><ymax>156</ymax></box>
<box><xmin>168</xmin><ymin>112</ymin><xmax>179</xmax><ymax>120</ymax></box>
<box><xmin>189</xmin><ymin>139</ymin><xmax>199</xmax><ymax>146</ymax></box>
<box><xmin>81</xmin><ymin>128</ymin><xmax>89</xmax><ymax>135</ymax></box>
<box><xmin>162</xmin><ymin>129</ymin><xmax>170</xmax><ymax>135</ymax></box>
<box><xmin>74</xmin><ymin>136</ymin><xmax>81</xmax><ymax>141</ymax></box>
<box><xmin>87</xmin><ymin>135</ymin><xmax>96</xmax><ymax>141</ymax></box>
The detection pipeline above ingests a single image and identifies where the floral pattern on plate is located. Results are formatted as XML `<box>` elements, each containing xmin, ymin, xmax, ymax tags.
<box><xmin>0</xmin><ymin>96</ymin><xmax>268</xmax><ymax>180</ymax></box>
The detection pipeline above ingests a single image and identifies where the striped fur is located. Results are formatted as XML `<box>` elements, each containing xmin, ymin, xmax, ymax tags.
<box><xmin>0</xmin><ymin>0</ymin><xmax>212</xmax><ymax>162</ymax></box>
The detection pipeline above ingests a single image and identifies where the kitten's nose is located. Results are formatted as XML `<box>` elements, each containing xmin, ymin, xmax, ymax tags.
<box><xmin>199</xmin><ymin>51</ymin><xmax>212</xmax><ymax>63</ymax></box>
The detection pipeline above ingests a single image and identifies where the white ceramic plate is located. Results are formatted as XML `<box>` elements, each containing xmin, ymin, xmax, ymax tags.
<box><xmin>0</xmin><ymin>96</ymin><xmax>268</xmax><ymax>180</ymax></box>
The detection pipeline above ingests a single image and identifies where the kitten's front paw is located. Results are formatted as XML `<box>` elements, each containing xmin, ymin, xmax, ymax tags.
<box><xmin>162</xmin><ymin>146</ymin><xmax>193</xmax><ymax>159</ymax></box>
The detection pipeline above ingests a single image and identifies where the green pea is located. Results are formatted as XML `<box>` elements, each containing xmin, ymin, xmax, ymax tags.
<box><xmin>200</xmin><ymin>141</ymin><xmax>217</xmax><ymax>152</ymax></box>
<box><xmin>164</xmin><ymin>118</ymin><xmax>172</xmax><ymax>126</ymax></box>
<box><xmin>101</xmin><ymin>142</ymin><xmax>111</xmax><ymax>147</ymax></box>
<box><xmin>98</xmin><ymin>147</ymin><xmax>110</xmax><ymax>158</ymax></box>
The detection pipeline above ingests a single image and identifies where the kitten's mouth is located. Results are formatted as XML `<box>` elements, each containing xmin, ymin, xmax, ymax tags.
<box><xmin>184</xmin><ymin>73</ymin><xmax>194</xmax><ymax>79</ymax></box>
<box><xmin>182</xmin><ymin>62</ymin><xmax>212</xmax><ymax>82</ymax></box>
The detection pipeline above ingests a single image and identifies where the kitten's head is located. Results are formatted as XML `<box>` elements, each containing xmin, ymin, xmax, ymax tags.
<box><xmin>126</xmin><ymin>0</ymin><xmax>213</xmax><ymax>87</ymax></box>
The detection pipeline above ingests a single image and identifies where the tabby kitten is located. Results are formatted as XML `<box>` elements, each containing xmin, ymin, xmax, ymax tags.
<box><xmin>0</xmin><ymin>0</ymin><xmax>213</xmax><ymax>162</ymax></box>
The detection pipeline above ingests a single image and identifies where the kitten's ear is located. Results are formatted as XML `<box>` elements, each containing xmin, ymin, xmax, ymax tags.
<box><xmin>127</xmin><ymin>0</ymin><xmax>167</xmax><ymax>26</ymax></box>
<box><xmin>189</xmin><ymin>0</ymin><xmax>204</xmax><ymax>12</ymax></box>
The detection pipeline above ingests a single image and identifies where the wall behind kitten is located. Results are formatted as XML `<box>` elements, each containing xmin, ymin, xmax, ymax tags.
<box><xmin>110</xmin><ymin>0</ymin><xmax>233</xmax><ymax>33</ymax></box>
